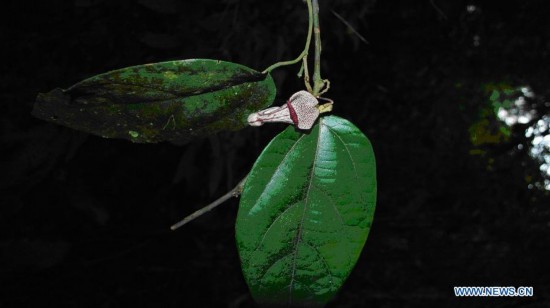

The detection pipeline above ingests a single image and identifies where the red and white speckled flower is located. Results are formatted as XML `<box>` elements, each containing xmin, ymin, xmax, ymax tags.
<box><xmin>248</xmin><ymin>90</ymin><xmax>321</xmax><ymax>130</ymax></box>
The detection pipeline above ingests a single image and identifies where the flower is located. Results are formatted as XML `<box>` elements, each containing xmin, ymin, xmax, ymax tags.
<box><xmin>248</xmin><ymin>90</ymin><xmax>321</xmax><ymax>130</ymax></box>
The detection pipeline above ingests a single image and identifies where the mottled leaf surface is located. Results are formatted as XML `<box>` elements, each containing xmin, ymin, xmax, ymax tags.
<box><xmin>33</xmin><ymin>59</ymin><xmax>276</xmax><ymax>143</ymax></box>
<box><xmin>236</xmin><ymin>115</ymin><xmax>377</xmax><ymax>306</ymax></box>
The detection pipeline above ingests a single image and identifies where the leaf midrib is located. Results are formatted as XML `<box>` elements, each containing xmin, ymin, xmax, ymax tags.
<box><xmin>288</xmin><ymin>118</ymin><xmax>323</xmax><ymax>304</ymax></box>
<box><xmin>70</xmin><ymin>80</ymin><xmax>265</xmax><ymax>107</ymax></box>
<box><xmin>70</xmin><ymin>70</ymin><xmax>268</xmax><ymax>104</ymax></box>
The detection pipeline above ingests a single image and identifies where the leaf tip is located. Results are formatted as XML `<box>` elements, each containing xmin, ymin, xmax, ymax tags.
<box><xmin>32</xmin><ymin>88</ymin><xmax>69</xmax><ymax>123</ymax></box>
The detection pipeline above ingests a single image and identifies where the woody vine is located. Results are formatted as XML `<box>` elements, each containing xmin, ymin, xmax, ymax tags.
<box><xmin>32</xmin><ymin>0</ymin><xmax>377</xmax><ymax>306</ymax></box>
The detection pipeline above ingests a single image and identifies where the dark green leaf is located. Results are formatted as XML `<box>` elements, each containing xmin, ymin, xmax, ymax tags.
<box><xmin>236</xmin><ymin>115</ymin><xmax>377</xmax><ymax>306</ymax></box>
<box><xmin>32</xmin><ymin>59</ymin><xmax>276</xmax><ymax>143</ymax></box>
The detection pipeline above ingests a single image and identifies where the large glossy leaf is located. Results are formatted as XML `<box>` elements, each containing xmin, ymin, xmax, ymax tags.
<box><xmin>32</xmin><ymin>59</ymin><xmax>276</xmax><ymax>143</ymax></box>
<box><xmin>236</xmin><ymin>115</ymin><xmax>377</xmax><ymax>306</ymax></box>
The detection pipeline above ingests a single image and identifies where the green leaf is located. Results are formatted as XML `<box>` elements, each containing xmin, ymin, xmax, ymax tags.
<box><xmin>32</xmin><ymin>59</ymin><xmax>276</xmax><ymax>143</ymax></box>
<box><xmin>236</xmin><ymin>115</ymin><xmax>377</xmax><ymax>306</ymax></box>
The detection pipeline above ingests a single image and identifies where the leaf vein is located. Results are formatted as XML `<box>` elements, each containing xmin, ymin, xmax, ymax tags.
<box><xmin>249</xmin><ymin>201</ymin><xmax>301</xmax><ymax>260</ymax></box>
<box><xmin>301</xmin><ymin>241</ymin><xmax>335</xmax><ymax>291</ymax></box>
<box><xmin>312</xmin><ymin>184</ymin><xmax>345</xmax><ymax>226</ymax></box>
<box><xmin>288</xmin><ymin>121</ymin><xmax>322</xmax><ymax>303</ymax></box>
<box><xmin>251</xmin><ymin>134</ymin><xmax>306</xmax><ymax>216</ymax></box>
<box><xmin>325</xmin><ymin>125</ymin><xmax>359</xmax><ymax>180</ymax></box>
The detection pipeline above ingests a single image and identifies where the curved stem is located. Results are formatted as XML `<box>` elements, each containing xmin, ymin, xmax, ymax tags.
<box><xmin>262</xmin><ymin>0</ymin><xmax>313</xmax><ymax>74</ymax></box>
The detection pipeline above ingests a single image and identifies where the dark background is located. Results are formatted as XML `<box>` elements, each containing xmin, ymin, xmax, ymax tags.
<box><xmin>1</xmin><ymin>0</ymin><xmax>549</xmax><ymax>307</ymax></box>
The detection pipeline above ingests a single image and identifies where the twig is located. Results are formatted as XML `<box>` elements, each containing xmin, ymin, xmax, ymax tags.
<box><xmin>311</xmin><ymin>0</ymin><xmax>326</xmax><ymax>96</ymax></box>
<box><xmin>170</xmin><ymin>177</ymin><xmax>247</xmax><ymax>230</ymax></box>
<box><xmin>331</xmin><ymin>10</ymin><xmax>369</xmax><ymax>44</ymax></box>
